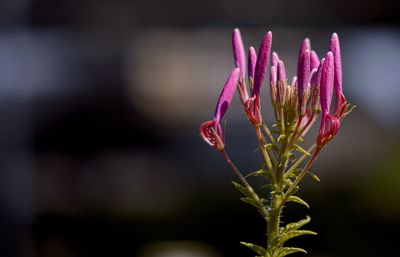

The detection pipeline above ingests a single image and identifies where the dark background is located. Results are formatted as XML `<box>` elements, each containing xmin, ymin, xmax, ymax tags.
<box><xmin>0</xmin><ymin>0</ymin><xmax>399</xmax><ymax>256</ymax></box>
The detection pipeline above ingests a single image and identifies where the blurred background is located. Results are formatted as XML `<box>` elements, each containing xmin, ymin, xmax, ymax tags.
<box><xmin>0</xmin><ymin>0</ymin><xmax>399</xmax><ymax>256</ymax></box>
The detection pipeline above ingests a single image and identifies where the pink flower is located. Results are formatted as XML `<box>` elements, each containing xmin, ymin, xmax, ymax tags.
<box><xmin>200</xmin><ymin>68</ymin><xmax>240</xmax><ymax>150</ymax></box>
<box><xmin>329</xmin><ymin>33</ymin><xmax>348</xmax><ymax>118</ymax></box>
<box><xmin>232</xmin><ymin>28</ymin><xmax>249</xmax><ymax>103</ymax></box>
<box><xmin>245</xmin><ymin>31</ymin><xmax>272</xmax><ymax>127</ymax></box>
<box><xmin>316</xmin><ymin>52</ymin><xmax>340</xmax><ymax>146</ymax></box>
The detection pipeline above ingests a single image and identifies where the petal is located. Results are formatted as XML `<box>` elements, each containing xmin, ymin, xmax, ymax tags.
<box><xmin>329</xmin><ymin>33</ymin><xmax>343</xmax><ymax>95</ymax></box>
<box><xmin>214</xmin><ymin>68</ymin><xmax>240</xmax><ymax>122</ymax></box>
<box><xmin>297</xmin><ymin>49</ymin><xmax>311</xmax><ymax>99</ymax></box>
<box><xmin>310</xmin><ymin>50</ymin><xmax>320</xmax><ymax>70</ymax></box>
<box><xmin>248</xmin><ymin>46</ymin><xmax>257</xmax><ymax>79</ymax></box>
<box><xmin>277</xmin><ymin>60</ymin><xmax>287</xmax><ymax>82</ymax></box>
<box><xmin>272</xmin><ymin>51</ymin><xmax>279</xmax><ymax>68</ymax></box>
<box><xmin>232</xmin><ymin>28</ymin><xmax>246</xmax><ymax>81</ymax></box>
<box><xmin>253</xmin><ymin>31</ymin><xmax>272</xmax><ymax>96</ymax></box>
<box><xmin>270</xmin><ymin>65</ymin><xmax>277</xmax><ymax>86</ymax></box>
<box><xmin>297</xmin><ymin>38</ymin><xmax>311</xmax><ymax>69</ymax></box>
<box><xmin>320</xmin><ymin>52</ymin><xmax>334</xmax><ymax>115</ymax></box>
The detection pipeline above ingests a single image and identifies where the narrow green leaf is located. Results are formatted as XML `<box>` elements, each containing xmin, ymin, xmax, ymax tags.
<box><xmin>286</xmin><ymin>196</ymin><xmax>310</xmax><ymax>208</ymax></box>
<box><xmin>283</xmin><ymin>216</ymin><xmax>311</xmax><ymax>232</ymax></box>
<box><xmin>277</xmin><ymin>134</ymin><xmax>286</xmax><ymax>142</ymax></box>
<box><xmin>278</xmin><ymin>230</ymin><xmax>317</xmax><ymax>246</ymax></box>
<box><xmin>306</xmin><ymin>171</ymin><xmax>321</xmax><ymax>182</ymax></box>
<box><xmin>293</xmin><ymin>144</ymin><xmax>311</xmax><ymax>156</ymax></box>
<box><xmin>245</xmin><ymin>169</ymin><xmax>265</xmax><ymax>177</ymax></box>
<box><xmin>232</xmin><ymin>181</ymin><xmax>250</xmax><ymax>197</ymax></box>
<box><xmin>240</xmin><ymin>242</ymin><xmax>267</xmax><ymax>256</ymax></box>
<box><xmin>265</xmin><ymin>143</ymin><xmax>274</xmax><ymax>149</ymax></box>
<box><xmin>276</xmin><ymin>247</ymin><xmax>307</xmax><ymax>257</ymax></box>
<box><xmin>240</xmin><ymin>197</ymin><xmax>259</xmax><ymax>209</ymax></box>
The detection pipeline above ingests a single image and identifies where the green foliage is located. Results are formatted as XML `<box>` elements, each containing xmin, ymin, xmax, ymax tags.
<box><xmin>282</xmin><ymin>216</ymin><xmax>311</xmax><ymax>232</ymax></box>
<box><xmin>286</xmin><ymin>196</ymin><xmax>310</xmax><ymax>208</ymax></box>
<box><xmin>293</xmin><ymin>144</ymin><xmax>311</xmax><ymax>156</ymax></box>
<box><xmin>275</xmin><ymin>247</ymin><xmax>307</xmax><ymax>257</ymax></box>
<box><xmin>240</xmin><ymin>242</ymin><xmax>267</xmax><ymax>256</ymax></box>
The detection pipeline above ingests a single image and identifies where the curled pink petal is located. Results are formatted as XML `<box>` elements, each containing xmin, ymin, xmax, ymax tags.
<box><xmin>253</xmin><ymin>31</ymin><xmax>272</xmax><ymax>97</ymax></box>
<box><xmin>232</xmin><ymin>28</ymin><xmax>246</xmax><ymax>81</ymax></box>
<box><xmin>310</xmin><ymin>50</ymin><xmax>320</xmax><ymax>70</ymax></box>
<box><xmin>214</xmin><ymin>68</ymin><xmax>240</xmax><ymax>122</ymax></box>
<box><xmin>199</xmin><ymin>120</ymin><xmax>224</xmax><ymax>149</ymax></box>
<box><xmin>319</xmin><ymin>52</ymin><xmax>334</xmax><ymax>116</ymax></box>
<box><xmin>248</xmin><ymin>46</ymin><xmax>257</xmax><ymax>79</ymax></box>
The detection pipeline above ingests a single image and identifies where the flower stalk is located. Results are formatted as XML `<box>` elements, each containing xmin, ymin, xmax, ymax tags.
<box><xmin>200</xmin><ymin>29</ymin><xmax>354</xmax><ymax>257</ymax></box>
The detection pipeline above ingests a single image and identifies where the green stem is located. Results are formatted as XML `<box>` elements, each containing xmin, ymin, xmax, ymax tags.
<box><xmin>256</xmin><ymin>127</ymin><xmax>274</xmax><ymax>175</ymax></box>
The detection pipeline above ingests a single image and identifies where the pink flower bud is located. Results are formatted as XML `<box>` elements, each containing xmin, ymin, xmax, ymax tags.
<box><xmin>297</xmin><ymin>49</ymin><xmax>311</xmax><ymax>113</ymax></box>
<box><xmin>248</xmin><ymin>46</ymin><xmax>257</xmax><ymax>80</ymax></box>
<box><xmin>253</xmin><ymin>31</ymin><xmax>272</xmax><ymax>97</ymax></box>
<box><xmin>310</xmin><ymin>50</ymin><xmax>320</xmax><ymax>70</ymax></box>
<box><xmin>320</xmin><ymin>52</ymin><xmax>334</xmax><ymax>116</ymax></box>
<box><xmin>277</xmin><ymin>60</ymin><xmax>287</xmax><ymax>82</ymax></box>
<box><xmin>214</xmin><ymin>68</ymin><xmax>241</xmax><ymax>122</ymax></box>
<box><xmin>200</xmin><ymin>68</ymin><xmax>240</xmax><ymax>150</ymax></box>
<box><xmin>329</xmin><ymin>33</ymin><xmax>348</xmax><ymax>117</ymax></box>
<box><xmin>297</xmin><ymin>38</ymin><xmax>311</xmax><ymax>70</ymax></box>
<box><xmin>272</xmin><ymin>51</ymin><xmax>279</xmax><ymax>68</ymax></box>
<box><xmin>232</xmin><ymin>28</ymin><xmax>246</xmax><ymax>81</ymax></box>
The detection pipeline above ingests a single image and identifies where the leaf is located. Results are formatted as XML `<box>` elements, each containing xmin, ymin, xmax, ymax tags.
<box><xmin>232</xmin><ymin>181</ymin><xmax>250</xmax><ymax>197</ymax></box>
<box><xmin>277</xmin><ymin>230</ymin><xmax>317</xmax><ymax>246</ymax></box>
<box><xmin>265</xmin><ymin>143</ymin><xmax>274</xmax><ymax>149</ymax></box>
<box><xmin>293</xmin><ymin>144</ymin><xmax>311</xmax><ymax>156</ymax></box>
<box><xmin>283</xmin><ymin>216</ymin><xmax>311</xmax><ymax>232</ymax></box>
<box><xmin>240</xmin><ymin>242</ymin><xmax>267</xmax><ymax>256</ymax></box>
<box><xmin>241</xmin><ymin>197</ymin><xmax>260</xmax><ymax>209</ymax></box>
<box><xmin>286</xmin><ymin>196</ymin><xmax>310</xmax><ymax>208</ymax></box>
<box><xmin>277</xmin><ymin>134</ymin><xmax>286</xmax><ymax>142</ymax></box>
<box><xmin>276</xmin><ymin>247</ymin><xmax>307</xmax><ymax>257</ymax></box>
<box><xmin>306</xmin><ymin>171</ymin><xmax>321</xmax><ymax>182</ymax></box>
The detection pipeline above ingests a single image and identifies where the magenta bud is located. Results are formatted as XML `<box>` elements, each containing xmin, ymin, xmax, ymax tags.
<box><xmin>277</xmin><ymin>60</ymin><xmax>287</xmax><ymax>82</ymax></box>
<box><xmin>297</xmin><ymin>49</ymin><xmax>311</xmax><ymax>100</ymax></box>
<box><xmin>291</xmin><ymin>76</ymin><xmax>297</xmax><ymax>88</ymax></box>
<box><xmin>232</xmin><ymin>28</ymin><xmax>246</xmax><ymax>81</ymax></box>
<box><xmin>270</xmin><ymin>66</ymin><xmax>277</xmax><ymax>86</ymax></box>
<box><xmin>297</xmin><ymin>38</ymin><xmax>311</xmax><ymax>69</ymax></box>
<box><xmin>214</xmin><ymin>68</ymin><xmax>240</xmax><ymax>122</ymax></box>
<box><xmin>320</xmin><ymin>52</ymin><xmax>334</xmax><ymax>115</ymax></box>
<box><xmin>308</xmin><ymin>68</ymin><xmax>317</xmax><ymax>86</ymax></box>
<box><xmin>329</xmin><ymin>33</ymin><xmax>343</xmax><ymax>95</ymax></box>
<box><xmin>311</xmin><ymin>58</ymin><xmax>325</xmax><ymax>88</ymax></box>
<box><xmin>253</xmin><ymin>31</ymin><xmax>272</xmax><ymax>97</ymax></box>
<box><xmin>310</xmin><ymin>50</ymin><xmax>320</xmax><ymax>70</ymax></box>
<box><xmin>272</xmin><ymin>52</ymin><xmax>279</xmax><ymax>67</ymax></box>
<box><xmin>248</xmin><ymin>46</ymin><xmax>257</xmax><ymax>79</ymax></box>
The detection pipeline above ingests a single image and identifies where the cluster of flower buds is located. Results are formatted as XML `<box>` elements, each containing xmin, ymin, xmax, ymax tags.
<box><xmin>200</xmin><ymin>28</ymin><xmax>350</xmax><ymax>151</ymax></box>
